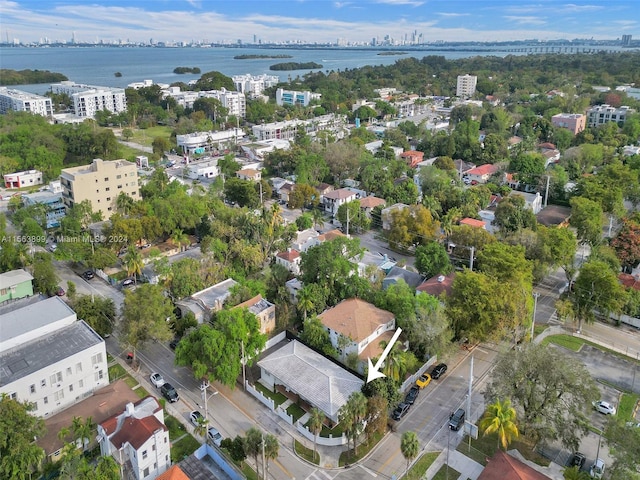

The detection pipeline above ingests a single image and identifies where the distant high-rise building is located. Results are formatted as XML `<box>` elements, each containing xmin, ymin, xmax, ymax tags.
<box><xmin>622</xmin><ymin>34</ymin><xmax>632</xmax><ymax>46</ymax></box>
<box><xmin>456</xmin><ymin>74</ymin><xmax>477</xmax><ymax>98</ymax></box>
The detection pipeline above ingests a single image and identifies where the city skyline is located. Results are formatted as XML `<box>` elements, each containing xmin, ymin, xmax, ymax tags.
<box><xmin>1</xmin><ymin>0</ymin><xmax>638</xmax><ymax>46</ymax></box>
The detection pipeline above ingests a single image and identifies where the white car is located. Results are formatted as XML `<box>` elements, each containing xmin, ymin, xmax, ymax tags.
<box><xmin>149</xmin><ymin>373</ymin><xmax>164</xmax><ymax>388</ymax></box>
<box><xmin>207</xmin><ymin>427</ymin><xmax>223</xmax><ymax>446</ymax></box>
<box><xmin>590</xmin><ymin>458</ymin><xmax>605</xmax><ymax>479</ymax></box>
<box><xmin>593</xmin><ymin>400</ymin><xmax>616</xmax><ymax>415</ymax></box>
<box><xmin>189</xmin><ymin>410</ymin><xmax>204</xmax><ymax>426</ymax></box>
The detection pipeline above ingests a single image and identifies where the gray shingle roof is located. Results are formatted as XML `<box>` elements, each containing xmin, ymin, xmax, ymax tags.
<box><xmin>257</xmin><ymin>340</ymin><xmax>363</xmax><ymax>420</ymax></box>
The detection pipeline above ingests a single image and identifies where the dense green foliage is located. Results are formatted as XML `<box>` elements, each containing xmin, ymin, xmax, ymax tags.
<box><xmin>270</xmin><ymin>62</ymin><xmax>323</xmax><ymax>71</ymax></box>
<box><xmin>234</xmin><ymin>54</ymin><xmax>292</xmax><ymax>59</ymax></box>
<box><xmin>0</xmin><ymin>68</ymin><xmax>67</xmax><ymax>85</ymax></box>
<box><xmin>173</xmin><ymin>66</ymin><xmax>201</xmax><ymax>74</ymax></box>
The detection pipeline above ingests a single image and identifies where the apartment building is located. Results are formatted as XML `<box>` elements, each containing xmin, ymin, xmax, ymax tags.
<box><xmin>176</xmin><ymin>129</ymin><xmax>245</xmax><ymax>155</ymax></box>
<box><xmin>51</xmin><ymin>81</ymin><xmax>127</xmax><ymax>118</ymax></box>
<box><xmin>551</xmin><ymin>113</ymin><xmax>587</xmax><ymax>135</ymax></box>
<box><xmin>4</xmin><ymin>169</ymin><xmax>43</xmax><ymax>189</ymax></box>
<box><xmin>0</xmin><ymin>297</ymin><xmax>108</xmax><ymax>417</ymax></box>
<box><xmin>456</xmin><ymin>74</ymin><xmax>477</xmax><ymax>98</ymax></box>
<box><xmin>98</xmin><ymin>397</ymin><xmax>170</xmax><ymax>480</ymax></box>
<box><xmin>586</xmin><ymin>104</ymin><xmax>634</xmax><ymax>127</ymax></box>
<box><xmin>234</xmin><ymin>294</ymin><xmax>276</xmax><ymax>334</ymax></box>
<box><xmin>232</xmin><ymin>73</ymin><xmax>279</xmax><ymax>97</ymax></box>
<box><xmin>251</xmin><ymin>114</ymin><xmax>347</xmax><ymax>142</ymax></box>
<box><xmin>0</xmin><ymin>87</ymin><xmax>53</xmax><ymax>117</ymax></box>
<box><xmin>60</xmin><ymin>159</ymin><xmax>139</xmax><ymax>219</ymax></box>
<box><xmin>22</xmin><ymin>191</ymin><xmax>66</xmax><ymax>228</ymax></box>
<box><xmin>0</xmin><ymin>269</ymin><xmax>33</xmax><ymax>304</ymax></box>
<box><xmin>163</xmin><ymin>86</ymin><xmax>246</xmax><ymax>118</ymax></box>
<box><xmin>275</xmin><ymin>88</ymin><xmax>321</xmax><ymax>107</ymax></box>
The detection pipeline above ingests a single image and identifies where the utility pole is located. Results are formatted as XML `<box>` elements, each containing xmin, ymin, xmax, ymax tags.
<box><xmin>467</xmin><ymin>355</ymin><xmax>474</xmax><ymax>451</ymax></box>
<box><xmin>200</xmin><ymin>381</ymin><xmax>217</xmax><ymax>424</ymax></box>
<box><xmin>261</xmin><ymin>432</ymin><xmax>266</xmax><ymax>480</ymax></box>
<box><xmin>469</xmin><ymin>246</ymin><xmax>475</xmax><ymax>271</ymax></box>
<box><xmin>544</xmin><ymin>175</ymin><xmax>550</xmax><ymax>207</ymax></box>
<box><xmin>346</xmin><ymin>207</ymin><xmax>350</xmax><ymax>236</ymax></box>
<box><xmin>608</xmin><ymin>215</ymin><xmax>613</xmax><ymax>237</ymax></box>
<box><xmin>241</xmin><ymin>340</ymin><xmax>246</xmax><ymax>391</ymax></box>
<box><xmin>531</xmin><ymin>292</ymin><xmax>540</xmax><ymax>342</ymax></box>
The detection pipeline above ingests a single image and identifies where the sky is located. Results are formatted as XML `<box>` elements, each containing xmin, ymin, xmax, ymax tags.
<box><xmin>1</xmin><ymin>0</ymin><xmax>638</xmax><ymax>45</ymax></box>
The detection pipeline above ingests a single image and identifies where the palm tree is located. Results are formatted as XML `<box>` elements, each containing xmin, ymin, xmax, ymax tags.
<box><xmin>400</xmin><ymin>431</ymin><xmax>419</xmax><ymax>473</ymax></box>
<box><xmin>296</xmin><ymin>286</ymin><xmax>315</xmax><ymax>321</ymax></box>
<box><xmin>308</xmin><ymin>408</ymin><xmax>324</xmax><ymax>463</ymax></box>
<box><xmin>123</xmin><ymin>246</ymin><xmax>143</xmax><ymax>284</ymax></box>
<box><xmin>244</xmin><ymin>427</ymin><xmax>264</xmax><ymax>479</ymax></box>
<box><xmin>345</xmin><ymin>391</ymin><xmax>367</xmax><ymax>455</ymax></box>
<box><xmin>263</xmin><ymin>434</ymin><xmax>279</xmax><ymax>479</ymax></box>
<box><xmin>563</xmin><ymin>466</ymin><xmax>590</xmax><ymax>480</ymax></box>
<box><xmin>379</xmin><ymin>340</ymin><xmax>408</xmax><ymax>382</ymax></box>
<box><xmin>194</xmin><ymin>416</ymin><xmax>209</xmax><ymax>438</ymax></box>
<box><xmin>170</xmin><ymin>228</ymin><xmax>189</xmax><ymax>252</ymax></box>
<box><xmin>71</xmin><ymin>416</ymin><xmax>96</xmax><ymax>451</ymax></box>
<box><xmin>479</xmin><ymin>398</ymin><xmax>519</xmax><ymax>450</ymax></box>
<box><xmin>311</xmin><ymin>208</ymin><xmax>325</xmax><ymax>230</ymax></box>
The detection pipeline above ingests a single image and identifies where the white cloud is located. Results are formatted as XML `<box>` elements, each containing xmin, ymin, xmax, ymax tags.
<box><xmin>375</xmin><ymin>0</ymin><xmax>424</xmax><ymax>6</ymax></box>
<box><xmin>437</xmin><ymin>12</ymin><xmax>471</xmax><ymax>18</ymax></box>
<box><xmin>503</xmin><ymin>16</ymin><xmax>548</xmax><ymax>26</ymax></box>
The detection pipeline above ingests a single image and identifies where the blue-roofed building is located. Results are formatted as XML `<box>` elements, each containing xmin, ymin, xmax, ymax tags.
<box><xmin>22</xmin><ymin>190</ymin><xmax>66</xmax><ymax>228</ymax></box>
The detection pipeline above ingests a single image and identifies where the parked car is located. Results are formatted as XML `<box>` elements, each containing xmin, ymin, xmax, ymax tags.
<box><xmin>593</xmin><ymin>400</ymin><xmax>616</xmax><ymax>415</ymax></box>
<box><xmin>122</xmin><ymin>278</ymin><xmax>135</xmax><ymax>287</ymax></box>
<box><xmin>161</xmin><ymin>383</ymin><xmax>179</xmax><ymax>403</ymax></box>
<box><xmin>207</xmin><ymin>427</ymin><xmax>223</xmax><ymax>446</ymax></box>
<box><xmin>404</xmin><ymin>385</ymin><xmax>420</xmax><ymax>405</ymax></box>
<box><xmin>430</xmin><ymin>363</ymin><xmax>448</xmax><ymax>379</ymax></box>
<box><xmin>169</xmin><ymin>338</ymin><xmax>180</xmax><ymax>350</ymax></box>
<box><xmin>416</xmin><ymin>373</ymin><xmax>432</xmax><ymax>389</ymax></box>
<box><xmin>392</xmin><ymin>402</ymin><xmax>410</xmax><ymax>421</ymax></box>
<box><xmin>149</xmin><ymin>373</ymin><xmax>164</xmax><ymax>388</ymax></box>
<box><xmin>569</xmin><ymin>452</ymin><xmax>586</xmax><ymax>469</ymax></box>
<box><xmin>449</xmin><ymin>408</ymin><xmax>466</xmax><ymax>431</ymax></box>
<box><xmin>189</xmin><ymin>410</ymin><xmax>204</xmax><ymax>426</ymax></box>
<box><xmin>590</xmin><ymin>458</ymin><xmax>605</xmax><ymax>479</ymax></box>
<box><xmin>82</xmin><ymin>270</ymin><xmax>95</xmax><ymax>280</ymax></box>
<box><xmin>55</xmin><ymin>287</ymin><xmax>65</xmax><ymax>296</ymax></box>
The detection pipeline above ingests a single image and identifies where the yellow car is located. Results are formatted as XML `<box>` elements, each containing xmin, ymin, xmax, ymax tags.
<box><xmin>416</xmin><ymin>373</ymin><xmax>432</xmax><ymax>389</ymax></box>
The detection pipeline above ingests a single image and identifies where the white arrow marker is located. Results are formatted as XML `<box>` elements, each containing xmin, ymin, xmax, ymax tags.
<box><xmin>366</xmin><ymin>327</ymin><xmax>402</xmax><ymax>384</ymax></box>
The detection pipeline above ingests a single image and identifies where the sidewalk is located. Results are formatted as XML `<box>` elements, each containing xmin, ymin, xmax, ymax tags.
<box><xmin>423</xmin><ymin>449</ymin><xmax>484</xmax><ymax>480</ymax></box>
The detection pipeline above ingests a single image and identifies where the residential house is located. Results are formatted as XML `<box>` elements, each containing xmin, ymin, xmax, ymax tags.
<box><xmin>317</xmin><ymin>229</ymin><xmax>345</xmax><ymax>243</ymax></box>
<box><xmin>275</xmin><ymin>248</ymin><xmax>301</xmax><ymax>275</ymax></box>
<box><xmin>175</xmin><ymin>443</ymin><xmax>245</xmax><ymax>480</ymax></box>
<box><xmin>188</xmin><ymin>279</ymin><xmax>239</xmax><ymax>323</ymax></box>
<box><xmin>538</xmin><ymin>143</ymin><xmax>561</xmax><ymax>168</ymax></box>
<box><xmin>278</xmin><ymin>182</ymin><xmax>296</xmax><ymax>204</ymax></box>
<box><xmin>464</xmin><ymin>164</ymin><xmax>500</xmax><ymax>184</ymax></box>
<box><xmin>355</xmin><ymin>251</ymin><xmax>396</xmax><ymax>278</ymax></box>
<box><xmin>257</xmin><ymin>340</ymin><xmax>364</xmax><ymax>423</ymax></box>
<box><xmin>241</xmin><ymin>139</ymin><xmax>290</xmax><ymax>162</ymax></box>
<box><xmin>400</xmin><ymin>150</ymin><xmax>425</xmax><ymax>168</ymax></box>
<box><xmin>22</xmin><ymin>190</ymin><xmax>66</xmax><ymax>228</ymax></box>
<box><xmin>322</xmin><ymin>188</ymin><xmax>359</xmax><ymax>216</ymax></box>
<box><xmin>291</xmin><ymin>228</ymin><xmax>321</xmax><ymax>253</ymax></box>
<box><xmin>459</xmin><ymin>217</ymin><xmax>486</xmax><ymax>229</ymax></box>
<box><xmin>383</xmin><ymin>266</ymin><xmax>424</xmax><ymax>290</ymax></box>
<box><xmin>236</xmin><ymin>168</ymin><xmax>261</xmax><ymax>182</ymax></box>
<box><xmin>234</xmin><ymin>295</ymin><xmax>276</xmax><ymax>334</ymax></box>
<box><xmin>416</xmin><ymin>273</ymin><xmax>455</xmax><ymax>298</ymax></box>
<box><xmin>511</xmin><ymin>191</ymin><xmax>543</xmax><ymax>215</ymax></box>
<box><xmin>315</xmin><ymin>183</ymin><xmax>334</xmax><ymax>199</ymax></box>
<box><xmin>37</xmin><ymin>379</ymin><xmax>139</xmax><ymax>463</ymax></box>
<box><xmin>285</xmin><ymin>278</ymin><xmax>303</xmax><ymax>304</ymax></box>
<box><xmin>318</xmin><ymin>298</ymin><xmax>396</xmax><ymax>362</ymax></box>
<box><xmin>477</xmin><ymin>450</ymin><xmax>552</xmax><ymax>480</ymax></box>
<box><xmin>623</xmin><ymin>145</ymin><xmax>640</xmax><ymax>156</ymax></box>
<box><xmin>98</xmin><ymin>396</ymin><xmax>170</xmax><ymax>480</ymax></box>
<box><xmin>0</xmin><ymin>268</ymin><xmax>33</xmax><ymax>304</ymax></box>
<box><xmin>535</xmin><ymin>205</ymin><xmax>571</xmax><ymax>227</ymax></box>
<box><xmin>358</xmin><ymin>196</ymin><xmax>386</xmax><ymax>216</ymax></box>
<box><xmin>0</xmin><ymin>296</ymin><xmax>108</xmax><ymax>417</ymax></box>
<box><xmin>453</xmin><ymin>160</ymin><xmax>476</xmax><ymax>177</ymax></box>
<box><xmin>507</xmin><ymin>136</ymin><xmax>523</xmax><ymax>149</ymax></box>
<box><xmin>551</xmin><ymin>113</ymin><xmax>586</xmax><ymax>135</ymax></box>
<box><xmin>381</xmin><ymin>203</ymin><xmax>409</xmax><ymax>231</ymax></box>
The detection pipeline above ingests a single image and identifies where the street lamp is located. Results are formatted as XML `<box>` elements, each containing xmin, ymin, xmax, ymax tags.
<box><xmin>200</xmin><ymin>380</ymin><xmax>218</xmax><ymax>424</ymax></box>
<box><xmin>531</xmin><ymin>292</ymin><xmax>540</xmax><ymax>342</ymax></box>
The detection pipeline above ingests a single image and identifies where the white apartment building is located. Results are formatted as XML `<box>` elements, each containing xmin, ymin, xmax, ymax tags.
<box><xmin>456</xmin><ymin>74</ymin><xmax>477</xmax><ymax>98</ymax></box>
<box><xmin>0</xmin><ymin>87</ymin><xmax>53</xmax><ymax>117</ymax></box>
<box><xmin>51</xmin><ymin>81</ymin><xmax>127</xmax><ymax>118</ymax></box>
<box><xmin>0</xmin><ymin>297</ymin><xmax>108</xmax><ymax>417</ymax></box>
<box><xmin>251</xmin><ymin>114</ymin><xmax>347</xmax><ymax>142</ymax></box>
<box><xmin>60</xmin><ymin>159</ymin><xmax>139</xmax><ymax>219</ymax></box>
<box><xmin>163</xmin><ymin>86</ymin><xmax>246</xmax><ymax>118</ymax></box>
<box><xmin>187</xmin><ymin>158</ymin><xmax>219</xmax><ymax>180</ymax></box>
<box><xmin>176</xmin><ymin>129</ymin><xmax>246</xmax><ymax>154</ymax></box>
<box><xmin>275</xmin><ymin>88</ymin><xmax>321</xmax><ymax>107</ymax></box>
<box><xmin>4</xmin><ymin>169</ymin><xmax>43</xmax><ymax>189</ymax></box>
<box><xmin>232</xmin><ymin>73</ymin><xmax>279</xmax><ymax>97</ymax></box>
<box><xmin>586</xmin><ymin>104</ymin><xmax>635</xmax><ymax>127</ymax></box>
<box><xmin>98</xmin><ymin>397</ymin><xmax>170</xmax><ymax>480</ymax></box>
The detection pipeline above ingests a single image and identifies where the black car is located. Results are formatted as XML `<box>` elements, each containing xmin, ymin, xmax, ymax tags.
<box><xmin>169</xmin><ymin>338</ymin><xmax>179</xmax><ymax>350</ymax></box>
<box><xmin>569</xmin><ymin>452</ymin><xmax>586</xmax><ymax>469</ymax></box>
<box><xmin>449</xmin><ymin>408</ymin><xmax>465</xmax><ymax>431</ymax></box>
<box><xmin>404</xmin><ymin>385</ymin><xmax>420</xmax><ymax>405</ymax></box>
<box><xmin>82</xmin><ymin>270</ymin><xmax>95</xmax><ymax>280</ymax></box>
<box><xmin>392</xmin><ymin>402</ymin><xmax>410</xmax><ymax>420</ymax></box>
<box><xmin>161</xmin><ymin>383</ymin><xmax>179</xmax><ymax>402</ymax></box>
<box><xmin>430</xmin><ymin>363</ymin><xmax>448</xmax><ymax>379</ymax></box>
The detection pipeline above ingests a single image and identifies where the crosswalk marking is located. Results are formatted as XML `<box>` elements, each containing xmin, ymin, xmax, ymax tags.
<box><xmin>304</xmin><ymin>470</ymin><xmax>335</xmax><ymax>480</ymax></box>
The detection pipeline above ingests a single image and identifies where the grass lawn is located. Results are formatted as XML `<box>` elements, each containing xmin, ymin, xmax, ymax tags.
<box><xmin>241</xmin><ymin>462</ymin><xmax>258</xmax><ymax>480</ymax></box>
<box><xmin>108</xmin><ymin>363</ymin><xmax>126</xmax><ymax>381</ymax></box>
<box><xmin>402</xmin><ymin>451</ymin><xmax>440</xmax><ymax>480</ymax></box>
<box><xmin>165</xmin><ymin>415</ymin><xmax>187</xmax><ymax>440</ymax></box>
<box><xmin>171</xmin><ymin>434</ymin><xmax>200</xmax><ymax>463</ymax></box>
<box><xmin>253</xmin><ymin>382</ymin><xmax>287</xmax><ymax>407</ymax></box>
<box><xmin>534</xmin><ymin>325</ymin><xmax>547</xmax><ymax>336</ymax></box>
<box><xmin>432</xmin><ymin>464</ymin><xmax>460</xmax><ymax>480</ymax></box>
<box><xmin>319</xmin><ymin>423</ymin><xmax>344</xmax><ymax>438</ymax></box>
<box><xmin>126</xmin><ymin>126</ymin><xmax>173</xmax><ymax>147</ymax></box>
<box><xmin>541</xmin><ymin>334</ymin><xmax>584</xmax><ymax>352</ymax></box>
<box><xmin>286</xmin><ymin>403</ymin><xmax>306</xmax><ymax>422</ymax></box>
<box><xmin>618</xmin><ymin>393</ymin><xmax>640</xmax><ymax>421</ymax></box>
<box><xmin>457</xmin><ymin>433</ymin><xmax>549</xmax><ymax>467</ymax></box>
<box><xmin>116</xmin><ymin>143</ymin><xmax>149</xmax><ymax>162</ymax></box>
<box><xmin>339</xmin><ymin>432</ymin><xmax>383</xmax><ymax>466</ymax></box>
<box><xmin>294</xmin><ymin>440</ymin><xmax>320</xmax><ymax>465</ymax></box>
<box><xmin>124</xmin><ymin>375</ymin><xmax>139</xmax><ymax>389</ymax></box>
<box><xmin>133</xmin><ymin>386</ymin><xmax>150</xmax><ymax>399</ymax></box>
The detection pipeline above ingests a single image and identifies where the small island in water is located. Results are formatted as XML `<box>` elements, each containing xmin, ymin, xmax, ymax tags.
<box><xmin>173</xmin><ymin>67</ymin><xmax>202</xmax><ymax>74</ymax></box>
<box><xmin>234</xmin><ymin>54</ymin><xmax>293</xmax><ymax>60</ymax></box>
<box><xmin>0</xmin><ymin>69</ymin><xmax>67</xmax><ymax>86</ymax></box>
<box><xmin>114</xmin><ymin>72</ymin><xmax>122</xmax><ymax>77</ymax></box>
<box><xmin>377</xmin><ymin>51</ymin><xmax>408</xmax><ymax>56</ymax></box>
<box><xmin>269</xmin><ymin>61</ymin><xmax>323</xmax><ymax>71</ymax></box>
